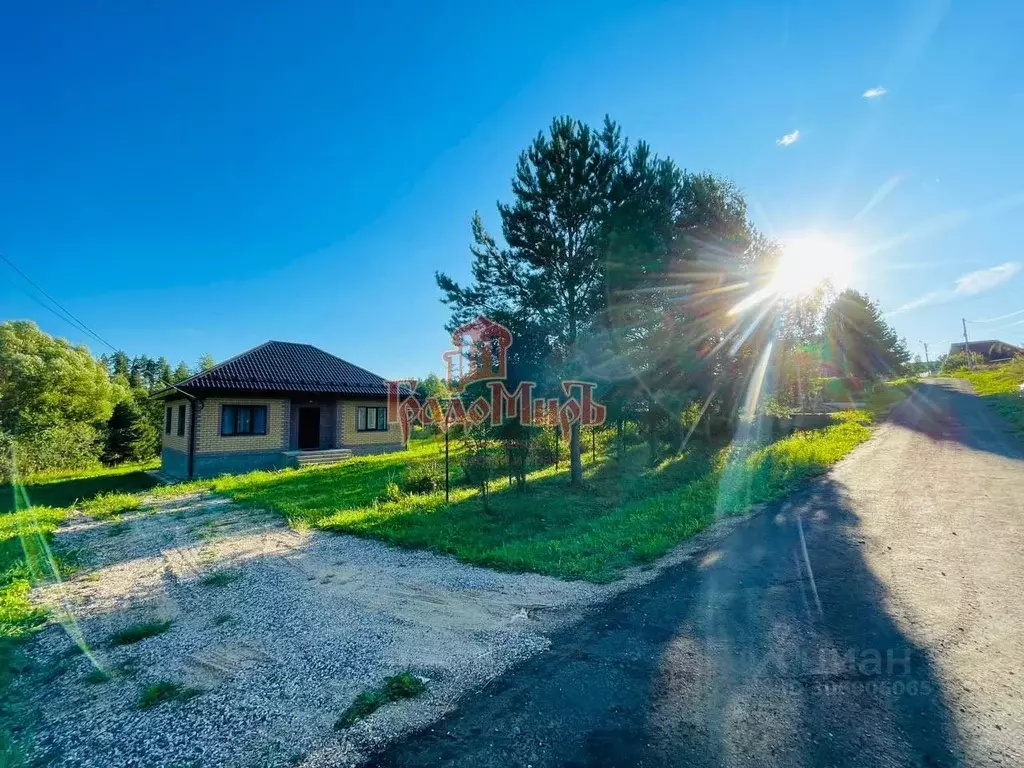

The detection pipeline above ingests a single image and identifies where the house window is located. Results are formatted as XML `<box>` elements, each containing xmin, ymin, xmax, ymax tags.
<box><xmin>177</xmin><ymin>404</ymin><xmax>186</xmax><ymax>436</ymax></box>
<box><xmin>356</xmin><ymin>406</ymin><xmax>388</xmax><ymax>432</ymax></box>
<box><xmin>221</xmin><ymin>405</ymin><xmax>268</xmax><ymax>436</ymax></box>
<box><xmin>165</xmin><ymin>407</ymin><xmax>172</xmax><ymax>434</ymax></box>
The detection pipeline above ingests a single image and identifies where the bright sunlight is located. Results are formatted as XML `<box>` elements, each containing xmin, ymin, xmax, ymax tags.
<box><xmin>771</xmin><ymin>233</ymin><xmax>855</xmax><ymax>297</ymax></box>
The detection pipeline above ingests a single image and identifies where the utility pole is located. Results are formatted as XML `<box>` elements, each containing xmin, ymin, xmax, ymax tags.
<box><xmin>962</xmin><ymin>318</ymin><xmax>973</xmax><ymax>369</ymax></box>
<box><xmin>919</xmin><ymin>341</ymin><xmax>931</xmax><ymax>373</ymax></box>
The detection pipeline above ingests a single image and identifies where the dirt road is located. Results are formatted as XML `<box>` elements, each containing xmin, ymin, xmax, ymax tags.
<box><xmin>372</xmin><ymin>380</ymin><xmax>1024</xmax><ymax>767</ymax></box>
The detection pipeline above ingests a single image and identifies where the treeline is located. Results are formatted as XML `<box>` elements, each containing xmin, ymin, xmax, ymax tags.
<box><xmin>438</xmin><ymin>116</ymin><xmax>909</xmax><ymax>484</ymax></box>
<box><xmin>0</xmin><ymin>320</ymin><xmax>214</xmax><ymax>480</ymax></box>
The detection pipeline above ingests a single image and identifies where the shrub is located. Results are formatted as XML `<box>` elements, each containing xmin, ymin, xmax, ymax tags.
<box><xmin>0</xmin><ymin>424</ymin><xmax>101</xmax><ymax>483</ymax></box>
<box><xmin>531</xmin><ymin>429</ymin><xmax>560</xmax><ymax>466</ymax></box>
<box><xmin>379</xmin><ymin>481</ymin><xmax>403</xmax><ymax>503</ymax></box>
<box><xmin>401</xmin><ymin>462</ymin><xmax>442</xmax><ymax>494</ymax></box>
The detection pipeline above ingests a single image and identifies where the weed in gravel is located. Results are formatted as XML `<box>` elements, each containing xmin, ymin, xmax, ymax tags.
<box><xmin>109</xmin><ymin>620</ymin><xmax>172</xmax><ymax>646</ymax></box>
<box><xmin>335</xmin><ymin>671</ymin><xmax>426</xmax><ymax>728</ymax></box>
<box><xmin>81</xmin><ymin>492</ymin><xmax>143</xmax><ymax>519</ymax></box>
<box><xmin>200</xmin><ymin>570</ymin><xmax>242</xmax><ymax>587</ymax></box>
<box><xmin>85</xmin><ymin>668</ymin><xmax>112</xmax><ymax>684</ymax></box>
<box><xmin>138</xmin><ymin>681</ymin><xmax>202</xmax><ymax>709</ymax></box>
<box><xmin>212</xmin><ymin>613</ymin><xmax>234</xmax><ymax>626</ymax></box>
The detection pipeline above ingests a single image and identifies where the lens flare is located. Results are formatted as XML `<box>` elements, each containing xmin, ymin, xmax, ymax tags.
<box><xmin>771</xmin><ymin>233</ymin><xmax>854</xmax><ymax>297</ymax></box>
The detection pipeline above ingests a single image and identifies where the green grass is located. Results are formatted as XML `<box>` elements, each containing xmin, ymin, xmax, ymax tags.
<box><xmin>335</xmin><ymin>671</ymin><xmax>426</xmax><ymax>728</ymax></box>
<box><xmin>951</xmin><ymin>358</ymin><xmax>1024</xmax><ymax>435</ymax></box>
<box><xmin>138</xmin><ymin>680</ymin><xmax>202</xmax><ymax>709</ymax></box>
<box><xmin>109</xmin><ymin>620</ymin><xmax>172</xmax><ymax>647</ymax></box>
<box><xmin>80</xmin><ymin>492</ymin><xmax>144</xmax><ymax>519</ymax></box>
<box><xmin>1</xmin><ymin>461</ymin><xmax>159</xmax><ymax>515</ymax></box>
<box><xmin>1</xmin><ymin>505</ymin><xmax>69</xmax><ymax>758</ymax></box>
<box><xmin>181</xmin><ymin>421</ymin><xmax>875</xmax><ymax>583</ymax></box>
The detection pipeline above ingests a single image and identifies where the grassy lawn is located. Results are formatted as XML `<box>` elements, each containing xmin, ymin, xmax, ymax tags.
<box><xmin>1</xmin><ymin>461</ymin><xmax>159</xmax><ymax>514</ymax></box>
<box><xmin>951</xmin><ymin>358</ymin><xmax>1024</xmax><ymax>435</ymax></box>
<box><xmin>204</xmin><ymin>415</ymin><xmax>875</xmax><ymax>582</ymax></box>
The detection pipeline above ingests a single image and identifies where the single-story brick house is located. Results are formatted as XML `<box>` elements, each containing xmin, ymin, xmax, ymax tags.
<box><xmin>157</xmin><ymin>340</ymin><xmax>405</xmax><ymax>479</ymax></box>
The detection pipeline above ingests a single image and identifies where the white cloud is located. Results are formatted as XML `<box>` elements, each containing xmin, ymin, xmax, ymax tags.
<box><xmin>954</xmin><ymin>262</ymin><xmax>1020</xmax><ymax>294</ymax></box>
<box><xmin>863</xmin><ymin>86</ymin><xmax>888</xmax><ymax>99</ymax></box>
<box><xmin>776</xmin><ymin>129</ymin><xmax>800</xmax><ymax>147</ymax></box>
<box><xmin>890</xmin><ymin>261</ymin><xmax>1020</xmax><ymax>314</ymax></box>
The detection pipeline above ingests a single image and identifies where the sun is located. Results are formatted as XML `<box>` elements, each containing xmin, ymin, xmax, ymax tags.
<box><xmin>770</xmin><ymin>233</ymin><xmax>855</xmax><ymax>297</ymax></box>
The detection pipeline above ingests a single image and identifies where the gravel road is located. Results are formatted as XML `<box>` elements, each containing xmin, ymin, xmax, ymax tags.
<box><xmin>372</xmin><ymin>379</ymin><xmax>1024</xmax><ymax>768</ymax></box>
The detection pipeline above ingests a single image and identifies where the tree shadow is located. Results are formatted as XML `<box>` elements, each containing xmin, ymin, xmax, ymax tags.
<box><xmin>369</xmin><ymin>477</ymin><xmax>963</xmax><ymax>767</ymax></box>
<box><xmin>889</xmin><ymin>380</ymin><xmax>1024</xmax><ymax>461</ymax></box>
<box><xmin>1</xmin><ymin>470</ymin><xmax>158</xmax><ymax>514</ymax></box>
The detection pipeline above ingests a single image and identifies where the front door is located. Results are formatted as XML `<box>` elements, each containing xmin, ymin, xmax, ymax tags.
<box><xmin>297</xmin><ymin>407</ymin><xmax>320</xmax><ymax>450</ymax></box>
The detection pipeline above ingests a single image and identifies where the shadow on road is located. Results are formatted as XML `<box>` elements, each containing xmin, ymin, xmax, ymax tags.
<box><xmin>889</xmin><ymin>380</ymin><xmax>1024</xmax><ymax>461</ymax></box>
<box><xmin>369</xmin><ymin>477</ymin><xmax>963</xmax><ymax>767</ymax></box>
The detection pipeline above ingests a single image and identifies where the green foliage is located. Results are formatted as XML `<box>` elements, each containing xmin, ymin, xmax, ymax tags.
<box><xmin>196</xmin><ymin>353</ymin><xmax>215</xmax><ymax>372</ymax></box>
<box><xmin>824</xmin><ymin>290</ymin><xmax>910</xmax><ymax>380</ymax></box>
<box><xmin>952</xmin><ymin>357</ymin><xmax>1024</xmax><ymax>435</ymax></box>
<box><xmin>940</xmin><ymin>351</ymin><xmax>974</xmax><ymax>373</ymax></box>
<box><xmin>401</xmin><ymin>462</ymin><xmax>442</xmax><ymax>494</ymax></box>
<box><xmin>378</xmin><ymin>480</ymin><xmax>403</xmax><ymax>503</ymax></box>
<box><xmin>335</xmin><ymin>671</ymin><xmax>426</xmax><ymax>729</ymax></box>
<box><xmin>0</xmin><ymin>321</ymin><xmax>115</xmax><ymax>437</ymax></box>
<box><xmin>1</xmin><ymin>423</ymin><xmax>103</xmax><ymax>480</ymax></box>
<box><xmin>819</xmin><ymin>376</ymin><xmax>864</xmax><ymax>403</ymax></box>
<box><xmin>101</xmin><ymin>400</ymin><xmax>158</xmax><ymax>466</ymax></box>
<box><xmin>109</xmin><ymin>620</ymin><xmax>172</xmax><ymax>646</ymax></box>
<box><xmin>138</xmin><ymin>681</ymin><xmax>202</xmax><ymax>709</ymax></box>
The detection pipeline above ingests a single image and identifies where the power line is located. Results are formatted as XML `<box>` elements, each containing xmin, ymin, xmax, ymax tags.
<box><xmin>0</xmin><ymin>252</ymin><xmax>119</xmax><ymax>353</ymax></box>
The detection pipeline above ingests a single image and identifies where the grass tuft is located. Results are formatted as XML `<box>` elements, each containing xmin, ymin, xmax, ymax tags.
<box><xmin>335</xmin><ymin>671</ymin><xmax>426</xmax><ymax>729</ymax></box>
<box><xmin>199</xmin><ymin>570</ymin><xmax>242</xmax><ymax>587</ymax></box>
<box><xmin>109</xmin><ymin>620</ymin><xmax>171</xmax><ymax>646</ymax></box>
<box><xmin>81</xmin><ymin>492</ymin><xmax>143</xmax><ymax>519</ymax></box>
<box><xmin>138</xmin><ymin>680</ymin><xmax>202</xmax><ymax>709</ymax></box>
<box><xmin>85</xmin><ymin>668</ymin><xmax>112</xmax><ymax>684</ymax></box>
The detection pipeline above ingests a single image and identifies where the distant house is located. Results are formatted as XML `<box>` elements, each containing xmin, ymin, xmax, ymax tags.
<box><xmin>156</xmin><ymin>341</ymin><xmax>405</xmax><ymax>480</ymax></box>
<box><xmin>947</xmin><ymin>340</ymin><xmax>1023</xmax><ymax>364</ymax></box>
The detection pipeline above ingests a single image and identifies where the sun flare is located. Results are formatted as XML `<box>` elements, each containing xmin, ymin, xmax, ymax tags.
<box><xmin>770</xmin><ymin>233</ymin><xmax>855</xmax><ymax>297</ymax></box>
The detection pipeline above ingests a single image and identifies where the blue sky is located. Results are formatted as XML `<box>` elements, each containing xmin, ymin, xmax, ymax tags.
<box><xmin>2</xmin><ymin>0</ymin><xmax>1022</xmax><ymax>377</ymax></box>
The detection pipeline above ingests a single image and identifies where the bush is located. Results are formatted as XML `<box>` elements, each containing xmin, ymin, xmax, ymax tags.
<box><xmin>401</xmin><ymin>462</ymin><xmax>442</xmax><ymax>494</ymax></box>
<box><xmin>0</xmin><ymin>424</ymin><xmax>101</xmax><ymax>482</ymax></box>
<box><xmin>378</xmin><ymin>480</ymin><xmax>403</xmax><ymax>503</ymax></box>
<box><xmin>531</xmin><ymin>429</ymin><xmax>560</xmax><ymax>466</ymax></box>
<box><xmin>101</xmin><ymin>400</ymin><xmax>158</xmax><ymax>466</ymax></box>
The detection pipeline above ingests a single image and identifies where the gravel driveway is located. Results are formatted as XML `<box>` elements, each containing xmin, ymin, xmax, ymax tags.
<box><xmin>18</xmin><ymin>484</ymin><xmax>743</xmax><ymax>767</ymax></box>
<box><xmin>373</xmin><ymin>379</ymin><xmax>1024</xmax><ymax>768</ymax></box>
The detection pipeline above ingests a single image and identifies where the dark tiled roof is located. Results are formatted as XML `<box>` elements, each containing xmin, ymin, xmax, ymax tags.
<box><xmin>948</xmin><ymin>340</ymin><xmax>1022</xmax><ymax>358</ymax></box>
<box><xmin>172</xmin><ymin>341</ymin><xmax>393</xmax><ymax>396</ymax></box>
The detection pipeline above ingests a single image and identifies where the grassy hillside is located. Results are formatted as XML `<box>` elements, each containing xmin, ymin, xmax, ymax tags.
<box><xmin>951</xmin><ymin>358</ymin><xmax>1024</xmax><ymax>435</ymax></box>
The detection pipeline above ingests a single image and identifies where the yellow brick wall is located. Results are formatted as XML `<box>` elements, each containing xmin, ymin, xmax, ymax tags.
<box><xmin>162</xmin><ymin>399</ymin><xmax>190</xmax><ymax>453</ymax></box>
<box><xmin>195</xmin><ymin>397</ymin><xmax>288</xmax><ymax>454</ymax></box>
<box><xmin>338</xmin><ymin>399</ymin><xmax>405</xmax><ymax>447</ymax></box>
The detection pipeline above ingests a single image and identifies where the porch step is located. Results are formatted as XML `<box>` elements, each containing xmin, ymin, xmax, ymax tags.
<box><xmin>294</xmin><ymin>449</ymin><xmax>354</xmax><ymax>467</ymax></box>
